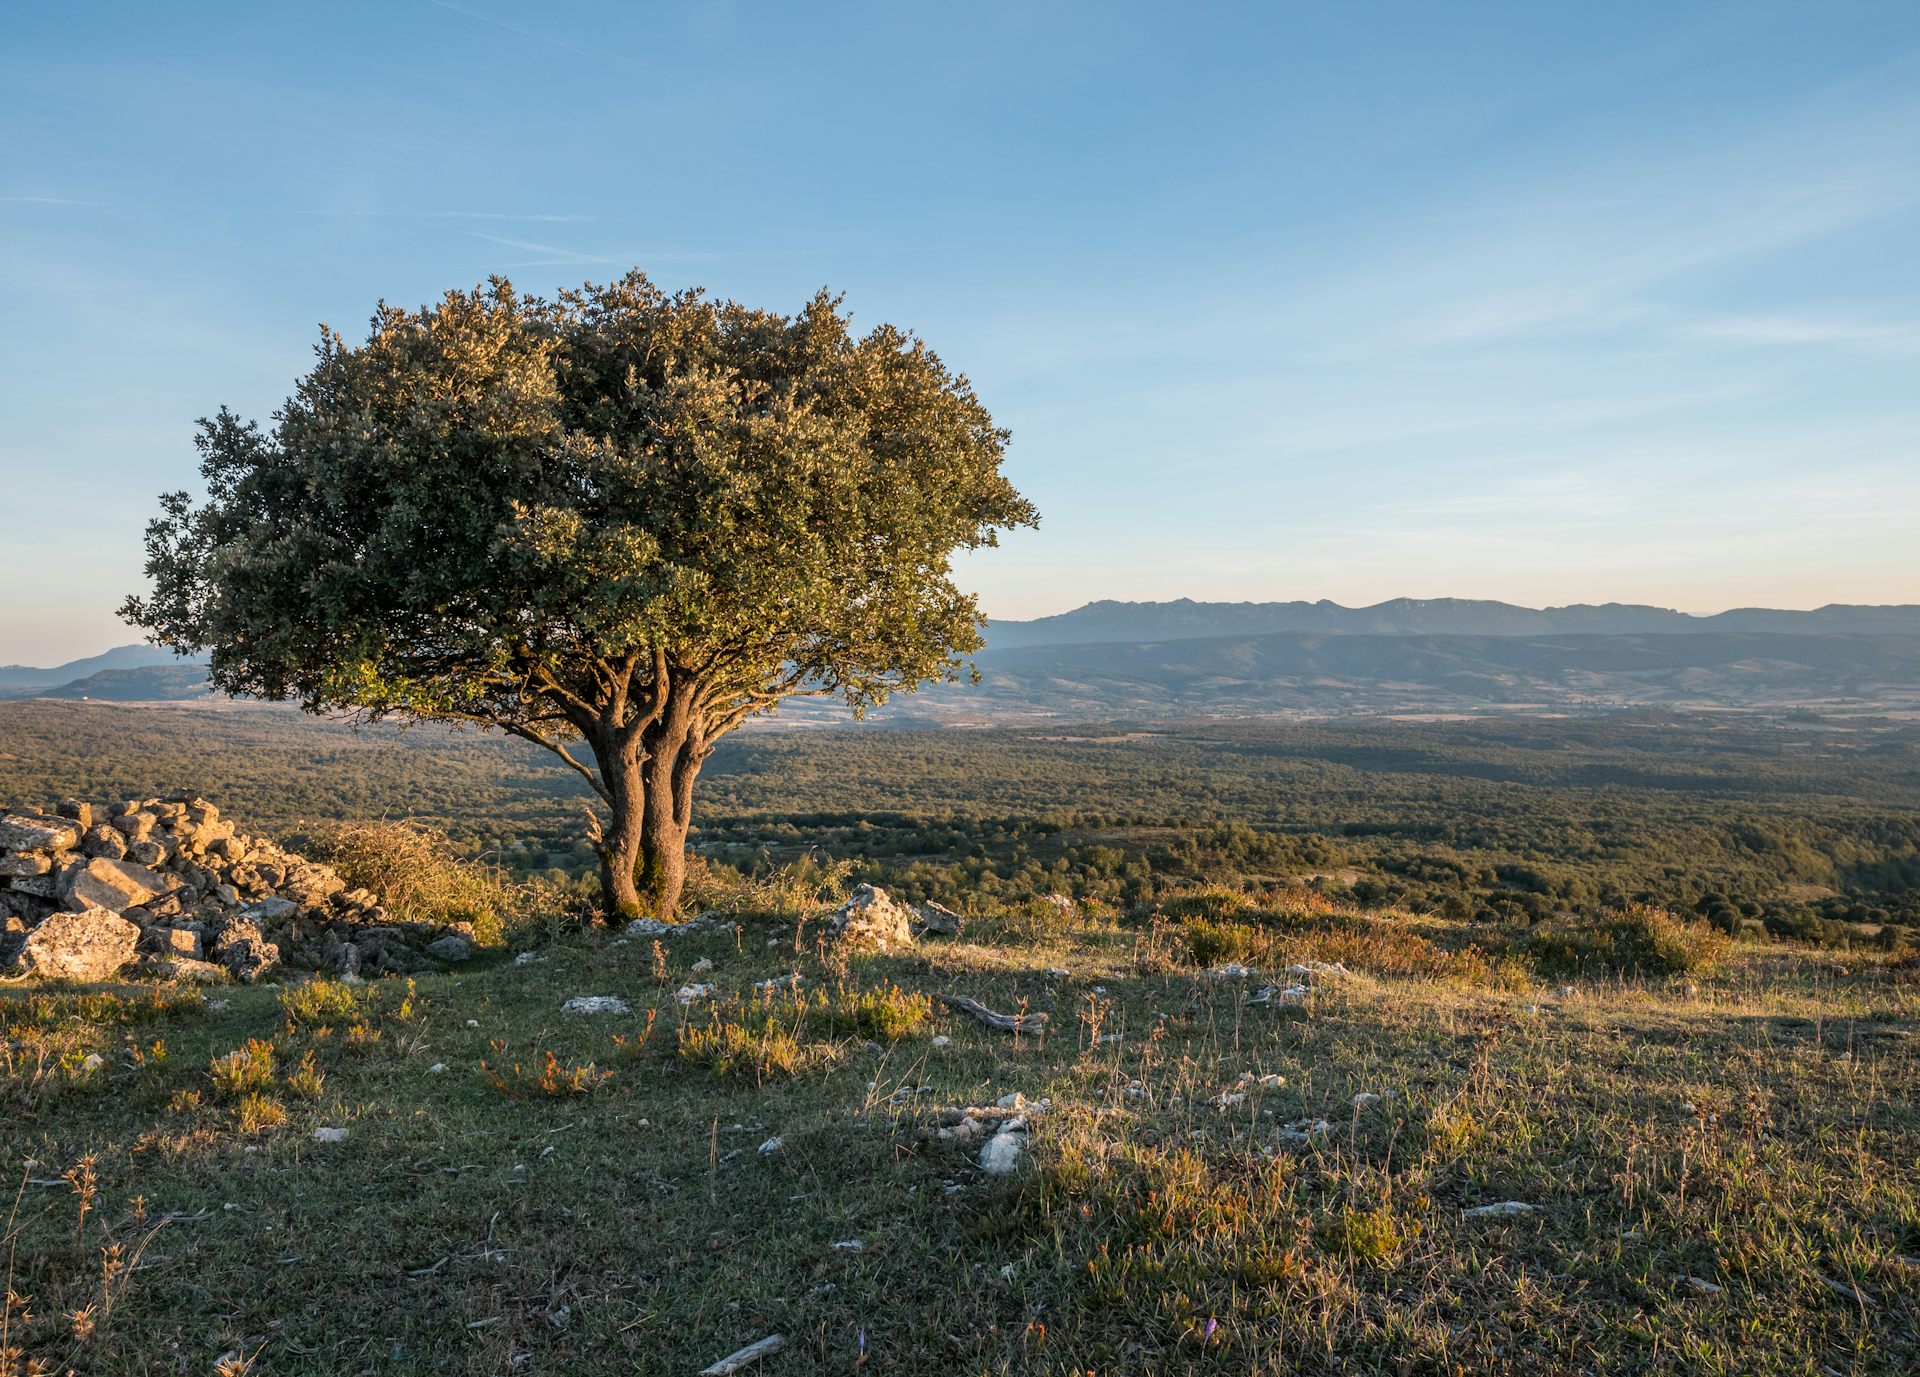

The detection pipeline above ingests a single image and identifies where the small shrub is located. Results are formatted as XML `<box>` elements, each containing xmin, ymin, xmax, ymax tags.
<box><xmin>1315</xmin><ymin>1204</ymin><xmax>1411</xmax><ymax>1269</ymax></box>
<box><xmin>1423</xmin><ymin>1099</ymin><xmax>1481</xmax><ymax>1160</ymax></box>
<box><xmin>279</xmin><ymin>979</ymin><xmax>362</xmax><ymax>1028</ymax></box>
<box><xmin>610</xmin><ymin>1009</ymin><xmax>660</xmax><ymax>1060</ymax></box>
<box><xmin>1161</xmin><ymin>884</ymin><xmax>1254</xmax><ymax>921</ymax></box>
<box><xmin>124</xmin><ymin>1037</ymin><xmax>170</xmax><ymax>1073</ymax></box>
<box><xmin>678</xmin><ymin>1016</ymin><xmax>817</xmax><ymax>1082</ymax></box>
<box><xmin>234</xmin><ymin>1092</ymin><xmax>287</xmax><ymax>1134</ymax></box>
<box><xmin>684</xmin><ymin>850</ymin><xmax>854</xmax><ymax>919</ymax></box>
<box><xmin>285</xmin><ymin>1050</ymin><xmax>325</xmax><ymax>1100</ymax></box>
<box><xmin>209</xmin><ymin>1041</ymin><xmax>275</xmax><ymax>1099</ymax></box>
<box><xmin>1183</xmin><ymin>917</ymin><xmax>1270</xmax><ymax>967</ymax></box>
<box><xmin>481</xmin><ymin>1050</ymin><xmax>613</xmax><ymax>1099</ymax></box>
<box><xmin>168</xmin><ymin>1088</ymin><xmax>204</xmax><ymax>1115</ymax></box>
<box><xmin>1530</xmin><ymin>904</ymin><xmax>1730</xmax><ymax>978</ymax></box>
<box><xmin>818</xmin><ymin>983</ymin><xmax>934</xmax><ymax>1041</ymax></box>
<box><xmin>308</xmin><ymin>820</ymin><xmax>515</xmax><ymax>944</ymax></box>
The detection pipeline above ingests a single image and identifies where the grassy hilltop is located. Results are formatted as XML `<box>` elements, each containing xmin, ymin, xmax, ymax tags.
<box><xmin>1</xmin><ymin>888</ymin><xmax>1915</xmax><ymax>1374</ymax></box>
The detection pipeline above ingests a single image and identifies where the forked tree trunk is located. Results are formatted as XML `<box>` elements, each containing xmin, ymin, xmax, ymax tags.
<box><xmin>637</xmin><ymin>689</ymin><xmax>706</xmax><ymax>920</ymax></box>
<box><xmin>591</xmin><ymin>730</ymin><xmax>648</xmax><ymax>921</ymax></box>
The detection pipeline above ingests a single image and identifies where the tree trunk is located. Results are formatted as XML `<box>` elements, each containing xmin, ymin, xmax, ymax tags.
<box><xmin>593</xmin><ymin>731</ymin><xmax>647</xmax><ymax>921</ymax></box>
<box><xmin>637</xmin><ymin>688</ymin><xmax>705</xmax><ymax>920</ymax></box>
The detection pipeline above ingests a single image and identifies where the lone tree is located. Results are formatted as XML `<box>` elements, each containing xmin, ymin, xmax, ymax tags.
<box><xmin>124</xmin><ymin>273</ymin><xmax>1036</xmax><ymax>918</ymax></box>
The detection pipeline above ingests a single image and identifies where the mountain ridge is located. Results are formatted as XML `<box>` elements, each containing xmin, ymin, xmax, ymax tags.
<box><xmin>984</xmin><ymin>598</ymin><xmax>1920</xmax><ymax>648</ymax></box>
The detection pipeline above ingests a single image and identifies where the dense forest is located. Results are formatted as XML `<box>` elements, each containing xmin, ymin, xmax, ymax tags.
<box><xmin>2</xmin><ymin>701</ymin><xmax>1916</xmax><ymax>943</ymax></box>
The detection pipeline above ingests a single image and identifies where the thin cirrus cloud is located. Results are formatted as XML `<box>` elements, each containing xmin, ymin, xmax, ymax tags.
<box><xmin>310</xmin><ymin>209</ymin><xmax>600</xmax><ymax>223</ymax></box>
<box><xmin>419</xmin><ymin>0</ymin><xmax>652</xmax><ymax>75</ymax></box>
<box><xmin>464</xmin><ymin>232</ymin><xmax>821</xmax><ymax>268</ymax></box>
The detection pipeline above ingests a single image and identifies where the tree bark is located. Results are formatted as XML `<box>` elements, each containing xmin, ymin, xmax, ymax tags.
<box><xmin>592</xmin><ymin>729</ymin><xmax>648</xmax><ymax>921</ymax></box>
<box><xmin>636</xmin><ymin>682</ymin><xmax>705</xmax><ymax>920</ymax></box>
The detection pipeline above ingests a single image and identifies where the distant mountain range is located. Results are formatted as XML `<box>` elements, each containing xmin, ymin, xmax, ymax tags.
<box><xmin>0</xmin><ymin>644</ymin><xmax>202</xmax><ymax>692</ymax></box>
<box><xmin>985</xmin><ymin>598</ymin><xmax>1920</xmax><ymax>648</ymax></box>
<box><xmin>0</xmin><ymin>647</ymin><xmax>208</xmax><ymax>701</ymax></box>
<box><xmin>923</xmin><ymin>628</ymin><xmax>1920</xmax><ymax>720</ymax></box>
<box><xmin>7</xmin><ymin>598</ymin><xmax>1920</xmax><ymax>717</ymax></box>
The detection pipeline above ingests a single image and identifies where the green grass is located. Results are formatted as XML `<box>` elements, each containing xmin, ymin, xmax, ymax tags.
<box><xmin>1</xmin><ymin>903</ymin><xmax>1915</xmax><ymax>1374</ymax></box>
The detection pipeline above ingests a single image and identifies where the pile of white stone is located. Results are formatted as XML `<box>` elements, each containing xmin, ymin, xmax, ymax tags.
<box><xmin>0</xmin><ymin>794</ymin><xmax>475</xmax><ymax>985</ymax></box>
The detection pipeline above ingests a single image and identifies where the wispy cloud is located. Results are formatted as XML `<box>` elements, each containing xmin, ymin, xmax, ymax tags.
<box><xmin>465</xmin><ymin>231</ymin><xmax>821</xmax><ymax>268</ymax></box>
<box><xmin>1674</xmin><ymin>310</ymin><xmax>1920</xmax><ymax>350</ymax></box>
<box><xmin>421</xmin><ymin>0</ymin><xmax>652</xmax><ymax>75</ymax></box>
<box><xmin>312</xmin><ymin>209</ymin><xmax>598</xmax><ymax>223</ymax></box>
<box><xmin>0</xmin><ymin>195</ymin><xmax>117</xmax><ymax>207</ymax></box>
<box><xmin>311</xmin><ymin>208</ymin><xmax>595</xmax><ymax>221</ymax></box>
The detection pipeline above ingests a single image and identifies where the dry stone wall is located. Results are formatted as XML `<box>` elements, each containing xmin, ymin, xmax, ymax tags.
<box><xmin>0</xmin><ymin>794</ymin><xmax>475</xmax><ymax>984</ymax></box>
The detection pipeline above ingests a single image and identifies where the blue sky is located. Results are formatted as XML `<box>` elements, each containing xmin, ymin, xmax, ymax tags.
<box><xmin>4</xmin><ymin>1</ymin><xmax>1918</xmax><ymax>663</ymax></box>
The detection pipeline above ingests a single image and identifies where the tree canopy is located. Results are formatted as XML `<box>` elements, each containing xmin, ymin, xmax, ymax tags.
<box><xmin>124</xmin><ymin>272</ymin><xmax>1037</xmax><ymax>915</ymax></box>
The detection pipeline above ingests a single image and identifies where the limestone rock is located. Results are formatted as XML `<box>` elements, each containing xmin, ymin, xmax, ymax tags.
<box><xmin>210</xmin><ymin>916</ymin><xmax>280</xmax><ymax>983</ymax></box>
<box><xmin>827</xmin><ymin>884</ymin><xmax>916</xmax><ymax>950</ymax></box>
<box><xmin>239</xmin><ymin>896</ymin><xmax>301</xmax><ymax>923</ymax></box>
<box><xmin>152</xmin><ymin>956</ymin><xmax>228</xmax><ymax>983</ymax></box>
<box><xmin>0</xmin><ymin>853</ymin><xmax>53</xmax><ymax>878</ymax></box>
<box><xmin>11</xmin><ymin>908</ymin><xmax>140</xmax><ymax>982</ymax></box>
<box><xmin>424</xmin><ymin>934</ymin><xmax>472</xmax><ymax>962</ymax></box>
<box><xmin>913</xmin><ymin>900</ymin><xmax>964</xmax><ymax>937</ymax></box>
<box><xmin>60</xmin><ymin>856</ymin><xmax>168</xmax><ymax>913</ymax></box>
<box><xmin>978</xmin><ymin>1118</ymin><xmax>1029</xmax><ymax>1175</ymax></box>
<box><xmin>125</xmin><ymin>840</ymin><xmax>169</xmax><ymax>867</ymax></box>
<box><xmin>561</xmin><ymin>995</ymin><xmax>630</xmax><ymax>1015</ymax></box>
<box><xmin>110</xmin><ymin>811</ymin><xmax>156</xmax><ymax>841</ymax></box>
<box><xmin>81</xmin><ymin>825</ymin><xmax>129</xmax><ymax>860</ymax></box>
<box><xmin>0</xmin><ymin>814</ymin><xmax>81</xmax><ymax>853</ymax></box>
<box><xmin>1464</xmin><ymin>1200</ymin><xmax>1539</xmax><ymax>1219</ymax></box>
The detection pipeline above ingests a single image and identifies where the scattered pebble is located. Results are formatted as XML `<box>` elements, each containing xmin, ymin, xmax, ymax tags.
<box><xmin>560</xmin><ymin>996</ymin><xmax>630</xmax><ymax>1016</ymax></box>
<box><xmin>675</xmin><ymin>984</ymin><xmax>715</xmax><ymax>1005</ymax></box>
<box><xmin>465</xmin><ymin>1018</ymin><xmax>480</xmax><ymax>1028</ymax></box>
<box><xmin>1208</xmin><ymin>962</ymin><xmax>1256</xmax><ymax>980</ymax></box>
<box><xmin>931</xmin><ymin>1035</ymin><xmax>952</xmax><ymax>1048</ymax></box>
<box><xmin>1214</xmin><ymin>1091</ymin><xmax>1247</xmax><ymax>1110</ymax></box>
<box><xmin>80</xmin><ymin>1053</ymin><xmax>104</xmax><ymax>1072</ymax></box>
<box><xmin>978</xmin><ymin>1119</ymin><xmax>1028</xmax><ymax>1175</ymax></box>
<box><xmin>690</xmin><ymin>957</ymin><xmax>715</xmax><ymax>976</ymax></box>
<box><xmin>1353</xmin><ymin>1091</ymin><xmax>1385</xmax><ymax>1110</ymax></box>
<box><xmin>513</xmin><ymin>951</ymin><xmax>545</xmax><ymax>967</ymax></box>
<box><xmin>1246</xmin><ymin>983</ymin><xmax>1308</xmax><ymax>1006</ymax></box>
<box><xmin>1464</xmin><ymin>1200</ymin><xmax>1539</xmax><ymax>1218</ymax></box>
<box><xmin>758</xmin><ymin>1136</ymin><xmax>784</xmax><ymax>1155</ymax></box>
<box><xmin>426</xmin><ymin>1063</ymin><xmax>448</xmax><ymax>1075</ymax></box>
<box><xmin>313</xmin><ymin>1127</ymin><xmax>348</xmax><ymax>1144</ymax></box>
<box><xmin>753</xmin><ymin>973</ymin><xmax>802</xmax><ymax>993</ymax></box>
<box><xmin>830</xmin><ymin>1239</ymin><xmax>864</xmax><ymax>1251</ymax></box>
<box><xmin>1673</xmin><ymin>1274</ymin><xmax>1723</xmax><ymax>1295</ymax></box>
<box><xmin>1274</xmin><ymin>1117</ymin><xmax>1333</xmax><ymax>1144</ymax></box>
